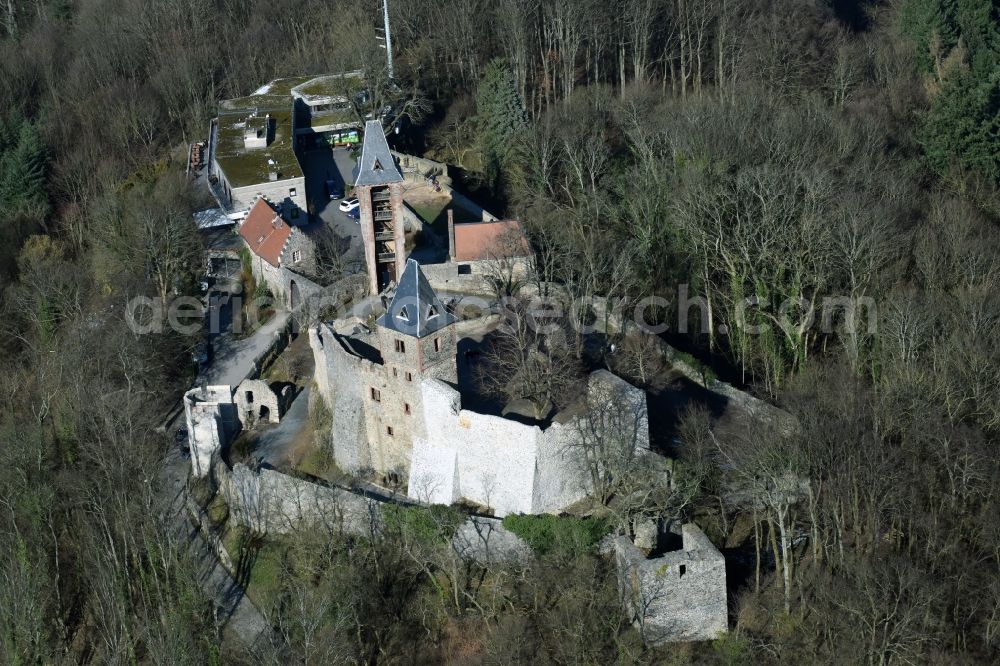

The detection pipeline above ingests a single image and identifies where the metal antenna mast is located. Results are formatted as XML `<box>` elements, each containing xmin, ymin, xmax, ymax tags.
<box><xmin>382</xmin><ymin>0</ymin><xmax>395</xmax><ymax>80</ymax></box>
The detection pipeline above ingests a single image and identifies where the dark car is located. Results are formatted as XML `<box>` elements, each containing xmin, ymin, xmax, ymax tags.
<box><xmin>326</xmin><ymin>179</ymin><xmax>342</xmax><ymax>200</ymax></box>
<box><xmin>347</xmin><ymin>207</ymin><xmax>361</xmax><ymax>222</ymax></box>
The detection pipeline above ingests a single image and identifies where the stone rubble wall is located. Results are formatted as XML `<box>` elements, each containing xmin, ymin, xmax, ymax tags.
<box><xmin>234</xmin><ymin>378</ymin><xmax>282</xmax><ymax>427</ymax></box>
<box><xmin>213</xmin><ymin>457</ymin><xmax>378</xmax><ymax>536</ymax></box>
<box><xmin>410</xmin><ymin>377</ymin><xmax>542</xmax><ymax>515</ymax></box>
<box><xmin>309</xmin><ymin>325</ymin><xmax>372</xmax><ymax>473</ymax></box>
<box><xmin>210</xmin><ymin>456</ymin><xmax>531</xmax><ymax>565</ymax></box>
<box><xmin>613</xmin><ymin>523</ymin><xmax>728</xmax><ymax>644</ymax></box>
<box><xmin>185</xmin><ymin>386</ymin><xmax>239</xmax><ymax>478</ymax></box>
<box><xmin>391</xmin><ymin>151</ymin><xmax>450</xmax><ymax>184</ymax></box>
<box><xmin>419</xmin><ymin>262</ymin><xmax>497</xmax><ymax>297</ymax></box>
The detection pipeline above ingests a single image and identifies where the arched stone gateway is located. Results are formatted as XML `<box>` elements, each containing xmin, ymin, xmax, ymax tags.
<box><xmin>234</xmin><ymin>379</ymin><xmax>281</xmax><ymax>428</ymax></box>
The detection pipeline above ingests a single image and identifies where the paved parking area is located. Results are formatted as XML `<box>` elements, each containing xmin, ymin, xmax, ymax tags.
<box><xmin>300</xmin><ymin>147</ymin><xmax>364</xmax><ymax>268</ymax></box>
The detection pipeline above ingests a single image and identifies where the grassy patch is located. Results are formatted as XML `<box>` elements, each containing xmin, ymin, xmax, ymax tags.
<box><xmin>382</xmin><ymin>504</ymin><xmax>465</xmax><ymax>544</ymax></box>
<box><xmin>205</xmin><ymin>493</ymin><xmax>229</xmax><ymax>529</ymax></box>
<box><xmin>501</xmin><ymin>514</ymin><xmax>610</xmax><ymax>559</ymax></box>
<box><xmin>229</xmin><ymin>532</ymin><xmax>287</xmax><ymax>610</ymax></box>
<box><xmin>410</xmin><ymin>200</ymin><xmax>450</xmax><ymax>234</ymax></box>
<box><xmin>297</xmin><ymin>444</ymin><xmax>345</xmax><ymax>482</ymax></box>
<box><xmin>247</xmin><ymin>541</ymin><xmax>285</xmax><ymax>609</ymax></box>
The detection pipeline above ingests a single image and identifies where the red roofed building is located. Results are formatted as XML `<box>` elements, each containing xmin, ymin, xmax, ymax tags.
<box><xmin>239</xmin><ymin>198</ymin><xmax>293</xmax><ymax>267</ymax></box>
<box><xmin>238</xmin><ymin>198</ymin><xmax>317</xmax><ymax>305</ymax></box>
<box><xmin>449</xmin><ymin>219</ymin><xmax>530</xmax><ymax>262</ymax></box>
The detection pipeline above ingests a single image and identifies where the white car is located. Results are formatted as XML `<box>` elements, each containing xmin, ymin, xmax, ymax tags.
<box><xmin>339</xmin><ymin>197</ymin><xmax>359</xmax><ymax>213</ymax></box>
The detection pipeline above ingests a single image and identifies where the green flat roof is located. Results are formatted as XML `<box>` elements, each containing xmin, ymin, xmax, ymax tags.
<box><xmin>215</xmin><ymin>107</ymin><xmax>302</xmax><ymax>188</ymax></box>
<box><xmin>292</xmin><ymin>71</ymin><xmax>365</xmax><ymax>102</ymax></box>
<box><xmin>214</xmin><ymin>73</ymin><xmax>365</xmax><ymax>189</ymax></box>
<box><xmin>308</xmin><ymin>109</ymin><xmax>358</xmax><ymax>129</ymax></box>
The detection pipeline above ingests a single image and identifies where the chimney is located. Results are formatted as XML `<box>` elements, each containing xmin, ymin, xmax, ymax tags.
<box><xmin>447</xmin><ymin>209</ymin><xmax>456</xmax><ymax>261</ymax></box>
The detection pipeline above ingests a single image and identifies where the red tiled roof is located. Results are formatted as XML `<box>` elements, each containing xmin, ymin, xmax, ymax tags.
<box><xmin>239</xmin><ymin>199</ymin><xmax>291</xmax><ymax>267</ymax></box>
<box><xmin>453</xmin><ymin>220</ymin><xmax>529</xmax><ymax>262</ymax></box>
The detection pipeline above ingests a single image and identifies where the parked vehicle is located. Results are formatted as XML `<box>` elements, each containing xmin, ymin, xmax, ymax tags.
<box><xmin>326</xmin><ymin>179</ymin><xmax>342</xmax><ymax>200</ymax></box>
<box><xmin>339</xmin><ymin>197</ymin><xmax>359</xmax><ymax>212</ymax></box>
<box><xmin>348</xmin><ymin>208</ymin><xmax>361</xmax><ymax>222</ymax></box>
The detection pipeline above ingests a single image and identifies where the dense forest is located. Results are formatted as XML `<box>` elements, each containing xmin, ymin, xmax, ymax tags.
<box><xmin>0</xmin><ymin>0</ymin><xmax>998</xmax><ymax>663</ymax></box>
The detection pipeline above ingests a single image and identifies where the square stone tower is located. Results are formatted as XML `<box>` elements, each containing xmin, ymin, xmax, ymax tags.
<box><xmin>354</xmin><ymin>119</ymin><xmax>406</xmax><ymax>294</ymax></box>
<box><xmin>376</xmin><ymin>258</ymin><xmax>458</xmax><ymax>384</ymax></box>
<box><xmin>361</xmin><ymin>259</ymin><xmax>457</xmax><ymax>477</ymax></box>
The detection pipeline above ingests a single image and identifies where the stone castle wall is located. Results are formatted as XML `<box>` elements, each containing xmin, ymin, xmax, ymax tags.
<box><xmin>310</xmin><ymin>318</ymin><xmax>649</xmax><ymax>517</ymax></box>
<box><xmin>184</xmin><ymin>385</ymin><xmax>240</xmax><ymax>478</ymax></box>
<box><xmin>310</xmin><ymin>326</ymin><xmax>373</xmax><ymax>473</ymax></box>
<box><xmin>211</xmin><ymin>456</ymin><xmax>530</xmax><ymax>565</ymax></box>
<box><xmin>409</xmin><ymin>370</ymin><xmax>649</xmax><ymax>516</ymax></box>
<box><xmin>214</xmin><ymin>457</ymin><xmax>379</xmax><ymax>536</ymax></box>
<box><xmin>311</xmin><ymin>315</ymin><xmax>458</xmax><ymax>480</ymax></box>
<box><xmin>613</xmin><ymin>523</ymin><xmax>728</xmax><ymax>644</ymax></box>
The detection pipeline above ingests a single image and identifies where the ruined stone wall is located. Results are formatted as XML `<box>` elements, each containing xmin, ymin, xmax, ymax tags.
<box><xmin>184</xmin><ymin>386</ymin><xmax>239</xmax><ymax>478</ymax></box>
<box><xmin>409</xmin><ymin>371</ymin><xmax>649</xmax><ymax>516</ymax></box>
<box><xmin>532</xmin><ymin>423</ymin><xmax>591</xmax><ymax>514</ymax></box>
<box><xmin>309</xmin><ymin>324</ymin><xmax>372</xmax><ymax>473</ymax></box>
<box><xmin>409</xmin><ymin>379</ymin><xmax>541</xmax><ymax>514</ymax></box>
<box><xmin>234</xmin><ymin>379</ymin><xmax>281</xmax><ymax>427</ymax></box>
<box><xmin>419</xmin><ymin>262</ymin><xmax>501</xmax><ymax>297</ymax></box>
<box><xmin>391</xmin><ymin>151</ymin><xmax>448</xmax><ymax>183</ymax></box>
<box><xmin>211</xmin><ymin>456</ymin><xmax>531</xmax><ymax>564</ymax></box>
<box><xmin>214</xmin><ymin>458</ymin><xmax>378</xmax><ymax>536</ymax></box>
<box><xmin>613</xmin><ymin>524</ymin><xmax>728</xmax><ymax>644</ymax></box>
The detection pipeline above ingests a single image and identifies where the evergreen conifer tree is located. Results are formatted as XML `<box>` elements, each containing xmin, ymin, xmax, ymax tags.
<box><xmin>0</xmin><ymin>114</ymin><xmax>48</xmax><ymax>217</ymax></box>
<box><xmin>476</xmin><ymin>59</ymin><xmax>528</xmax><ymax>192</ymax></box>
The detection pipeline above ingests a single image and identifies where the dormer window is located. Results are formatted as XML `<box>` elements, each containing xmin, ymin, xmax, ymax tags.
<box><xmin>426</xmin><ymin>305</ymin><xmax>438</xmax><ymax>319</ymax></box>
<box><xmin>257</xmin><ymin>235</ymin><xmax>265</xmax><ymax>244</ymax></box>
<box><xmin>397</xmin><ymin>305</ymin><xmax>410</xmax><ymax>322</ymax></box>
<box><xmin>373</xmin><ymin>158</ymin><xmax>383</xmax><ymax>172</ymax></box>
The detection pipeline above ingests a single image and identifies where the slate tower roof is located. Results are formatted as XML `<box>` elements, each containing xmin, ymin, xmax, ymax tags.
<box><xmin>354</xmin><ymin>119</ymin><xmax>404</xmax><ymax>187</ymax></box>
<box><xmin>377</xmin><ymin>259</ymin><xmax>456</xmax><ymax>338</ymax></box>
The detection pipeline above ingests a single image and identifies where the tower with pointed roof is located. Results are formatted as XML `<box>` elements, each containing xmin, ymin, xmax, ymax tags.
<box><xmin>376</xmin><ymin>259</ymin><xmax>458</xmax><ymax>383</ymax></box>
<box><xmin>355</xmin><ymin>119</ymin><xmax>406</xmax><ymax>294</ymax></box>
